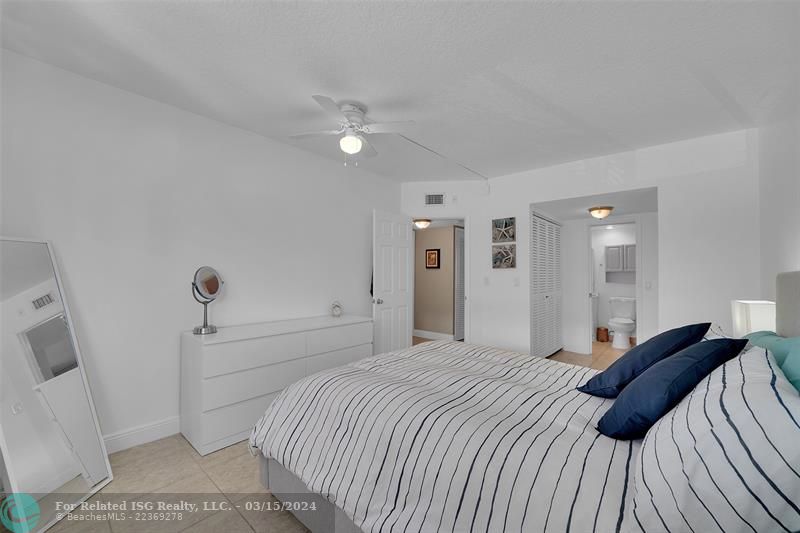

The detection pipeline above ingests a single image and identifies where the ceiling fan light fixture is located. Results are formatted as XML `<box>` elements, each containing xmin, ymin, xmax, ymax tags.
<box><xmin>413</xmin><ymin>219</ymin><xmax>432</xmax><ymax>229</ymax></box>
<box><xmin>339</xmin><ymin>134</ymin><xmax>363</xmax><ymax>155</ymax></box>
<box><xmin>588</xmin><ymin>206</ymin><xmax>614</xmax><ymax>219</ymax></box>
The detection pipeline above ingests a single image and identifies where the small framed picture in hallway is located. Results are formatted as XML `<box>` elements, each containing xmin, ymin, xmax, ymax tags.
<box><xmin>425</xmin><ymin>249</ymin><xmax>440</xmax><ymax>269</ymax></box>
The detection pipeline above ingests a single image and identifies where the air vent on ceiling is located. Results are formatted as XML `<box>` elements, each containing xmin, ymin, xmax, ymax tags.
<box><xmin>424</xmin><ymin>193</ymin><xmax>445</xmax><ymax>206</ymax></box>
<box><xmin>32</xmin><ymin>293</ymin><xmax>55</xmax><ymax>310</ymax></box>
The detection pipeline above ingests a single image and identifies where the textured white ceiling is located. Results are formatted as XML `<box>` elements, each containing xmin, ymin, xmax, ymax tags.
<box><xmin>2</xmin><ymin>1</ymin><xmax>798</xmax><ymax>182</ymax></box>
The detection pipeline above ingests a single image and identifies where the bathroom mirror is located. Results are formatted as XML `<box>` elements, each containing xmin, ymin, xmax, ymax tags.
<box><xmin>0</xmin><ymin>238</ymin><xmax>111</xmax><ymax>531</ymax></box>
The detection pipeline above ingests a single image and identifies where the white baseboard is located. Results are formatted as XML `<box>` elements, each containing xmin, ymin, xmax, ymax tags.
<box><xmin>413</xmin><ymin>329</ymin><xmax>455</xmax><ymax>341</ymax></box>
<box><xmin>103</xmin><ymin>416</ymin><xmax>180</xmax><ymax>454</ymax></box>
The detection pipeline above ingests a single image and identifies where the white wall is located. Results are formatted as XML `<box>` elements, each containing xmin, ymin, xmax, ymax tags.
<box><xmin>402</xmin><ymin>129</ymin><xmax>760</xmax><ymax>352</ymax></box>
<box><xmin>1</xmin><ymin>51</ymin><xmax>400</xmax><ymax>447</ymax></box>
<box><xmin>758</xmin><ymin>112</ymin><xmax>800</xmax><ymax>299</ymax></box>
<box><xmin>638</xmin><ymin>212</ymin><xmax>659</xmax><ymax>342</ymax></box>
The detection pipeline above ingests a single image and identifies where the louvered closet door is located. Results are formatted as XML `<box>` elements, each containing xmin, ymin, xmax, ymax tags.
<box><xmin>530</xmin><ymin>213</ymin><xmax>562</xmax><ymax>357</ymax></box>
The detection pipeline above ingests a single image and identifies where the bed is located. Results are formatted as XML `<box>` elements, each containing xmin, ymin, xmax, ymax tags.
<box><xmin>250</xmin><ymin>273</ymin><xmax>800</xmax><ymax>532</ymax></box>
<box><xmin>250</xmin><ymin>342</ymin><xmax>636</xmax><ymax>532</ymax></box>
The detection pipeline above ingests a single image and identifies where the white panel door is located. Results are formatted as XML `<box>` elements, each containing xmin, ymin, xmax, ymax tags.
<box><xmin>373</xmin><ymin>210</ymin><xmax>413</xmax><ymax>354</ymax></box>
<box><xmin>453</xmin><ymin>226</ymin><xmax>465</xmax><ymax>341</ymax></box>
<box><xmin>530</xmin><ymin>212</ymin><xmax>563</xmax><ymax>357</ymax></box>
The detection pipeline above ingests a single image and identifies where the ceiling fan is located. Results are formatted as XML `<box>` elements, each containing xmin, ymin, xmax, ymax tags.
<box><xmin>289</xmin><ymin>95</ymin><xmax>415</xmax><ymax>158</ymax></box>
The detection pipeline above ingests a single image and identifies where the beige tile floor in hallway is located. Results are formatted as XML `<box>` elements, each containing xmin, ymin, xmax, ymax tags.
<box><xmin>47</xmin><ymin>435</ymin><xmax>307</xmax><ymax>533</ymax></box>
<box><xmin>550</xmin><ymin>341</ymin><xmax>629</xmax><ymax>370</ymax></box>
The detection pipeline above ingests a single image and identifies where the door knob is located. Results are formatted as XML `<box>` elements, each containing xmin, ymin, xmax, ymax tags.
<box><xmin>373</xmin><ymin>298</ymin><xmax>384</xmax><ymax>304</ymax></box>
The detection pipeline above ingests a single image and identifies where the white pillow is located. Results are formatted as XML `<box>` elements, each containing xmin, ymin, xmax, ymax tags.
<box><xmin>632</xmin><ymin>346</ymin><xmax>800</xmax><ymax>532</ymax></box>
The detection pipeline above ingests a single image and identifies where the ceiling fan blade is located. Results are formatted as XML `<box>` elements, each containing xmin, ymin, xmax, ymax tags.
<box><xmin>355</xmin><ymin>136</ymin><xmax>378</xmax><ymax>159</ymax></box>
<box><xmin>362</xmin><ymin>120</ymin><xmax>416</xmax><ymax>134</ymax></box>
<box><xmin>288</xmin><ymin>129</ymin><xmax>342</xmax><ymax>140</ymax></box>
<box><xmin>312</xmin><ymin>95</ymin><xmax>347</xmax><ymax>121</ymax></box>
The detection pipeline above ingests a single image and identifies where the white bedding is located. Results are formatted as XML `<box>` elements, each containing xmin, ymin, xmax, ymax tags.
<box><xmin>632</xmin><ymin>347</ymin><xmax>800</xmax><ymax>532</ymax></box>
<box><xmin>250</xmin><ymin>341</ymin><xmax>638</xmax><ymax>532</ymax></box>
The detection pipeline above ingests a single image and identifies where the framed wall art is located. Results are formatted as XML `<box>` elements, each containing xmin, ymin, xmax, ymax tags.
<box><xmin>492</xmin><ymin>217</ymin><xmax>516</xmax><ymax>243</ymax></box>
<box><xmin>492</xmin><ymin>244</ymin><xmax>516</xmax><ymax>269</ymax></box>
<box><xmin>425</xmin><ymin>248</ymin><xmax>440</xmax><ymax>269</ymax></box>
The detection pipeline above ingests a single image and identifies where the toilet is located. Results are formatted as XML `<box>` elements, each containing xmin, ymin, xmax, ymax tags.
<box><xmin>608</xmin><ymin>297</ymin><xmax>636</xmax><ymax>349</ymax></box>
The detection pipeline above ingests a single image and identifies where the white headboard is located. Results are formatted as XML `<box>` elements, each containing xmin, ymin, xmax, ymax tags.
<box><xmin>777</xmin><ymin>271</ymin><xmax>800</xmax><ymax>338</ymax></box>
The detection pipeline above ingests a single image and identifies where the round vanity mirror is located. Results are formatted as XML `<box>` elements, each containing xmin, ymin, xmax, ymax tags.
<box><xmin>194</xmin><ymin>266</ymin><xmax>223</xmax><ymax>301</ymax></box>
<box><xmin>192</xmin><ymin>266</ymin><xmax>223</xmax><ymax>335</ymax></box>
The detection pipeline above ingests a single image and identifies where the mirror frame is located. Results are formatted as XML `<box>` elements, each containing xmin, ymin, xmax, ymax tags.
<box><xmin>192</xmin><ymin>266</ymin><xmax>223</xmax><ymax>301</ymax></box>
<box><xmin>0</xmin><ymin>237</ymin><xmax>113</xmax><ymax>530</ymax></box>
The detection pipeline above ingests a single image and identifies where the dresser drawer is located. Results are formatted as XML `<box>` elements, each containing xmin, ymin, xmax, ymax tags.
<box><xmin>181</xmin><ymin>315</ymin><xmax>372</xmax><ymax>455</ymax></box>
<box><xmin>202</xmin><ymin>358</ymin><xmax>306</xmax><ymax>411</ymax></box>
<box><xmin>306</xmin><ymin>322</ymin><xmax>372</xmax><ymax>356</ymax></box>
<box><xmin>202</xmin><ymin>332</ymin><xmax>306</xmax><ymax>378</ymax></box>
<box><xmin>306</xmin><ymin>343</ymin><xmax>372</xmax><ymax>375</ymax></box>
<box><xmin>201</xmin><ymin>392</ymin><xmax>279</xmax><ymax>444</ymax></box>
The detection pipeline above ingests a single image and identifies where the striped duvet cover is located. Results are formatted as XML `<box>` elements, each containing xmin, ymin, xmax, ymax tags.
<box><xmin>632</xmin><ymin>347</ymin><xmax>800</xmax><ymax>532</ymax></box>
<box><xmin>250</xmin><ymin>341</ymin><xmax>637</xmax><ymax>532</ymax></box>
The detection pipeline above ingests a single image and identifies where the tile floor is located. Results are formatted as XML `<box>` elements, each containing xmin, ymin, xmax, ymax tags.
<box><xmin>413</xmin><ymin>336</ymin><xmax>626</xmax><ymax>370</ymax></box>
<box><xmin>549</xmin><ymin>341</ymin><xmax>629</xmax><ymax>370</ymax></box>
<box><xmin>46</xmin><ymin>435</ymin><xmax>307</xmax><ymax>533</ymax></box>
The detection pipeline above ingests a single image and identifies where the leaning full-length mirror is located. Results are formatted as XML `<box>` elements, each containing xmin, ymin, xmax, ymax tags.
<box><xmin>0</xmin><ymin>238</ymin><xmax>111</xmax><ymax>531</ymax></box>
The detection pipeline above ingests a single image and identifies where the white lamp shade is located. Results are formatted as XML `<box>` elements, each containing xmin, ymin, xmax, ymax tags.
<box><xmin>731</xmin><ymin>300</ymin><xmax>776</xmax><ymax>338</ymax></box>
<box><xmin>339</xmin><ymin>134</ymin><xmax>363</xmax><ymax>155</ymax></box>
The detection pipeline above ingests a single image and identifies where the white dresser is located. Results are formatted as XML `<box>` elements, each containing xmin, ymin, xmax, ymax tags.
<box><xmin>180</xmin><ymin>315</ymin><xmax>373</xmax><ymax>455</ymax></box>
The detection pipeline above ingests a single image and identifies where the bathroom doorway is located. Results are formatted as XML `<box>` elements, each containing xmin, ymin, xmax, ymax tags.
<box><xmin>590</xmin><ymin>223</ymin><xmax>638</xmax><ymax>352</ymax></box>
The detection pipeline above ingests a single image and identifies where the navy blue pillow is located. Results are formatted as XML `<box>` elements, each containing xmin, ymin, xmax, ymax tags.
<box><xmin>577</xmin><ymin>323</ymin><xmax>711</xmax><ymax>398</ymax></box>
<box><xmin>597</xmin><ymin>338</ymin><xmax>748</xmax><ymax>439</ymax></box>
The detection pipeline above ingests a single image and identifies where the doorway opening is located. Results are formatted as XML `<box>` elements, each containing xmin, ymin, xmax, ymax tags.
<box><xmin>590</xmin><ymin>222</ymin><xmax>638</xmax><ymax>355</ymax></box>
<box><xmin>412</xmin><ymin>219</ymin><xmax>465</xmax><ymax>345</ymax></box>
<box><xmin>530</xmin><ymin>188</ymin><xmax>658</xmax><ymax>368</ymax></box>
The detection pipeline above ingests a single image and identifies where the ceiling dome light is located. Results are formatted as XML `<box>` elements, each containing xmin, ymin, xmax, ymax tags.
<box><xmin>339</xmin><ymin>134</ymin><xmax>363</xmax><ymax>155</ymax></box>
<box><xmin>413</xmin><ymin>219</ymin><xmax>432</xmax><ymax>229</ymax></box>
<box><xmin>588</xmin><ymin>206</ymin><xmax>614</xmax><ymax>219</ymax></box>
